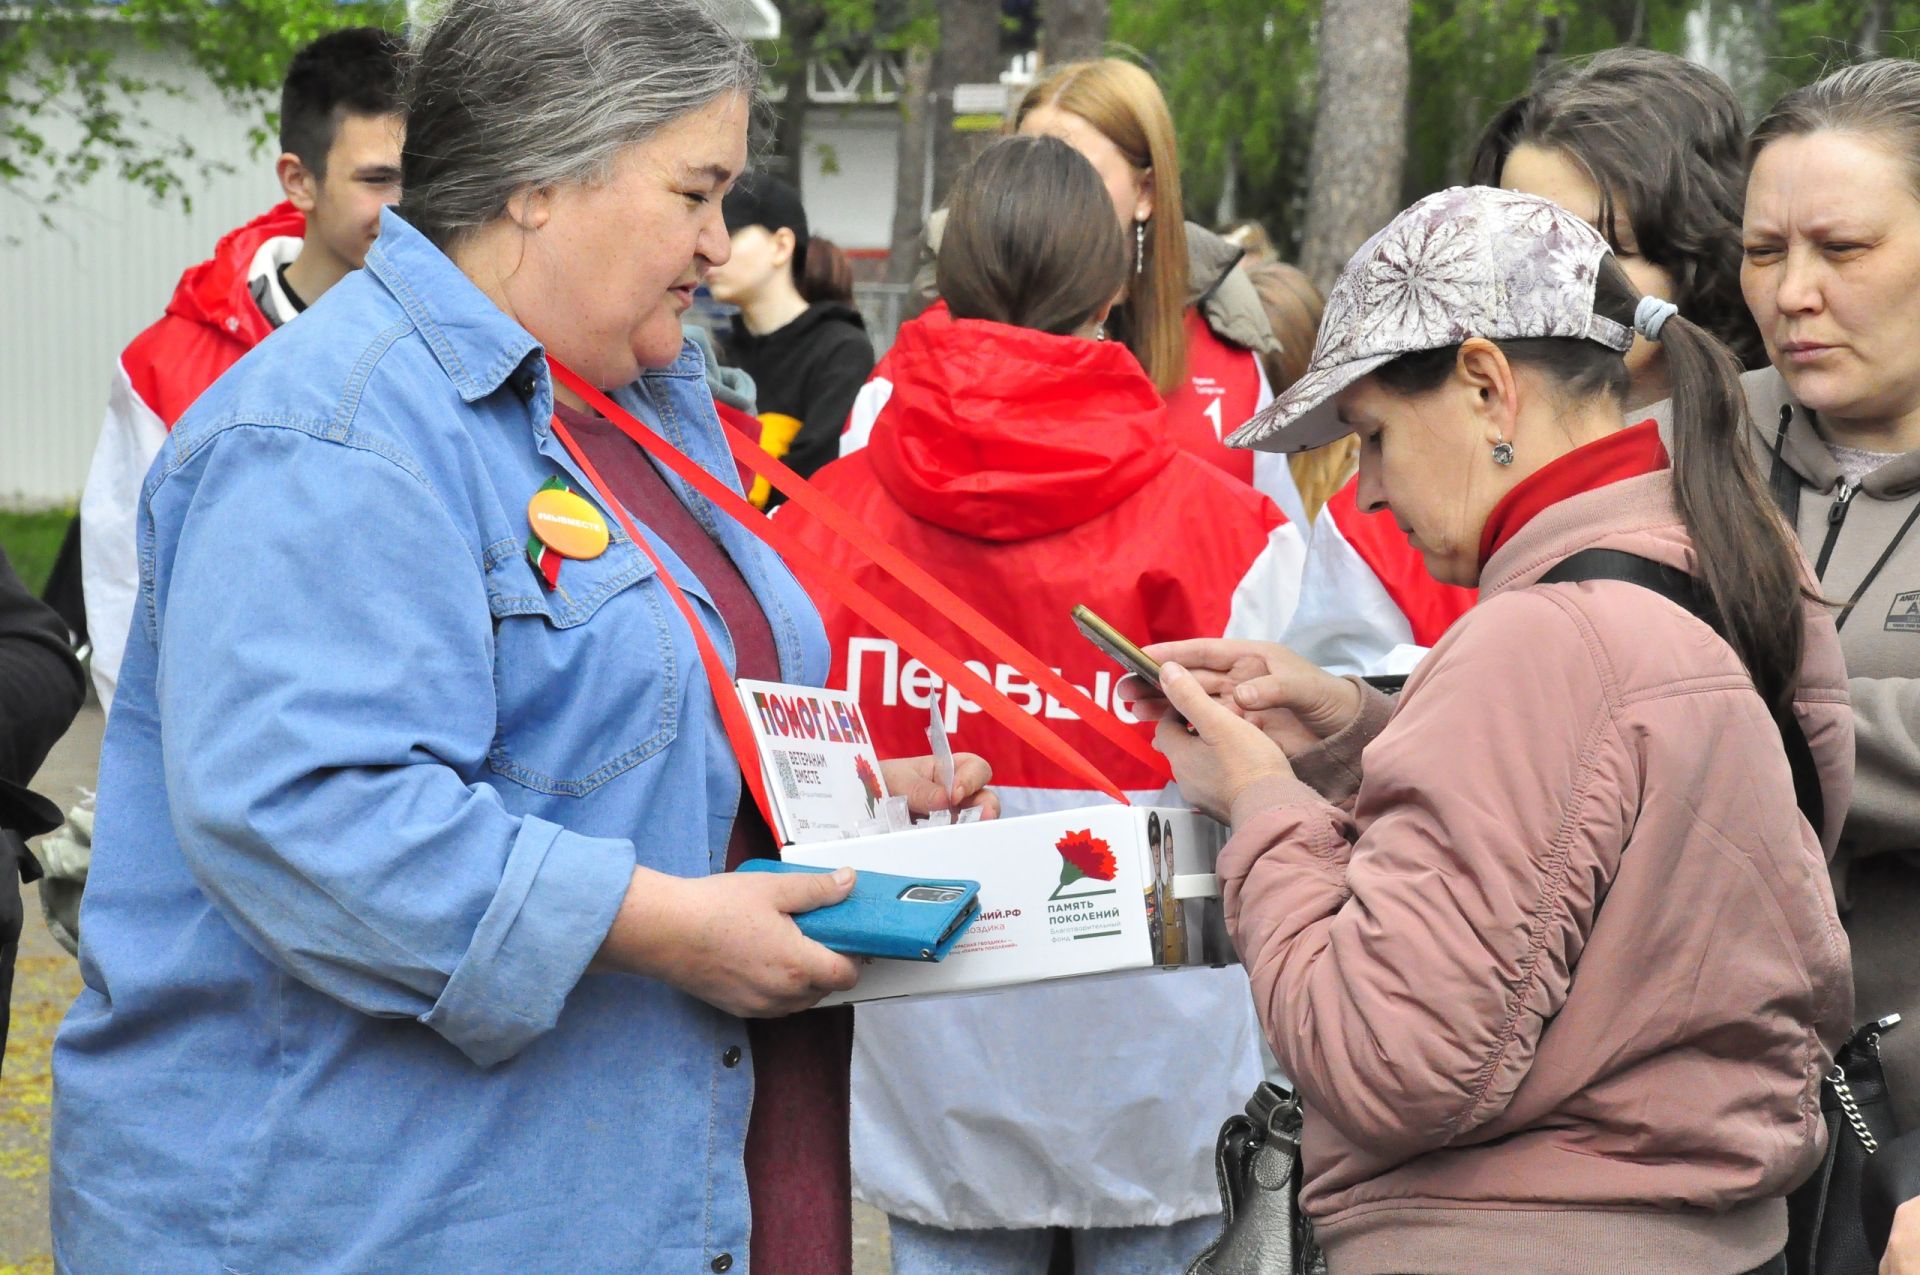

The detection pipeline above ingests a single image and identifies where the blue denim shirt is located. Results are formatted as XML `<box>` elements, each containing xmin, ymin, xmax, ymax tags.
<box><xmin>52</xmin><ymin>210</ymin><xmax>829</xmax><ymax>1273</ymax></box>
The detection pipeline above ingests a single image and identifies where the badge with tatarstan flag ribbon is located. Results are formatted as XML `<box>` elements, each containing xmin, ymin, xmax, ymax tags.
<box><xmin>526</xmin><ymin>475</ymin><xmax>610</xmax><ymax>589</ymax></box>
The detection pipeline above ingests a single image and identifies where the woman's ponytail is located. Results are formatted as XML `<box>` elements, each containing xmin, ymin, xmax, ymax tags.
<box><xmin>1656</xmin><ymin>300</ymin><xmax>1807</xmax><ymax>711</ymax></box>
<box><xmin>797</xmin><ymin>237</ymin><xmax>855</xmax><ymax>306</ymax></box>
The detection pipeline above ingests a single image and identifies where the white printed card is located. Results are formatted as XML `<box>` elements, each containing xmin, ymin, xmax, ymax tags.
<box><xmin>736</xmin><ymin>679</ymin><xmax>891</xmax><ymax>844</ymax></box>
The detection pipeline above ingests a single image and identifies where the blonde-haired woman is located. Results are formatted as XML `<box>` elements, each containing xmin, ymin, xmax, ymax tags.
<box><xmin>1012</xmin><ymin>59</ymin><xmax>1308</xmax><ymax>527</ymax></box>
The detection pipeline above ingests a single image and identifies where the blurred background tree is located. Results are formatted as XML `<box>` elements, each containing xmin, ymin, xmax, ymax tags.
<box><xmin>11</xmin><ymin>0</ymin><xmax>1920</xmax><ymax>262</ymax></box>
<box><xmin>1114</xmin><ymin>0</ymin><xmax>1920</xmax><ymax>261</ymax></box>
<box><xmin>1</xmin><ymin>0</ymin><xmax>402</xmax><ymax>216</ymax></box>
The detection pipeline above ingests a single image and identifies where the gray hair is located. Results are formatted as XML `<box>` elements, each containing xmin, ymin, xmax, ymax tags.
<box><xmin>397</xmin><ymin>0</ymin><xmax>760</xmax><ymax>249</ymax></box>
<box><xmin>1750</xmin><ymin>58</ymin><xmax>1920</xmax><ymax>195</ymax></box>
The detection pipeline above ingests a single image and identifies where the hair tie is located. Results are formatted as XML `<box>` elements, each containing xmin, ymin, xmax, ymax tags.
<box><xmin>1634</xmin><ymin>295</ymin><xmax>1679</xmax><ymax>342</ymax></box>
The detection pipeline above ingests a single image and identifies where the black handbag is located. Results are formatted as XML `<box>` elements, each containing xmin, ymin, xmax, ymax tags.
<box><xmin>1186</xmin><ymin>1082</ymin><xmax>1326</xmax><ymax>1275</ymax></box>
<box><xmin>1786</xmin><ymin>1015</ymin><xmax>1904</xmax><ymax>1275</ymax></box>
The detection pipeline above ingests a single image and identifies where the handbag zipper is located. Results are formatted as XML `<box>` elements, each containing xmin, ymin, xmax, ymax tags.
<box><xmin>1831</xmin><ymin>1013</ymin><xmax>1903</xmax><ymax>1154</ymax></box>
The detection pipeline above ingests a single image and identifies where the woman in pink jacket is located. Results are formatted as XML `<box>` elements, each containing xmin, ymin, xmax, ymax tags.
<box><xmin>1136</xmin><ymin>187</ymin><xmax>1854</xmax><ymax>1275</ymax></box>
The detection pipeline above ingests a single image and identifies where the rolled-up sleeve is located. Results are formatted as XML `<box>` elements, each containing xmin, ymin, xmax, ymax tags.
<box><xmin>150</xmin><ymin>425</ymin><xmax>634</xmax><ymax>1067</ymax></box>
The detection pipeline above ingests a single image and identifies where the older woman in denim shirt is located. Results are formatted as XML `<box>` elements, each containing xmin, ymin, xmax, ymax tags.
<box><xmin>50</xmin><ymin>3</ymin><xmax>989</xmax><ymax>1271</ymax></box>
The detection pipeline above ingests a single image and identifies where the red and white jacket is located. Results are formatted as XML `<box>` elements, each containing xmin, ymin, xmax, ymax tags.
<box><xmin>782</xmin><ymin>305</ymin><xmax>1303</xmax><ymax>810</ymax></box>
<box><xmin>80</xmin><ymin>203</ymin><xmax>306</xmax><ymax>709</ymax></box>
<box><xmin>1282</xmin><ymin>475</ymin><xmax>1476</xmax><ymax>676</ymax></box>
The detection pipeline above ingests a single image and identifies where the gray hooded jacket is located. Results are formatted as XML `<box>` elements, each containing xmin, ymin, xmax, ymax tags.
<box><xmin>1740</xmin><ymin>364</ymin><xmax>1920</xmax><ymax>1131</ymax></box>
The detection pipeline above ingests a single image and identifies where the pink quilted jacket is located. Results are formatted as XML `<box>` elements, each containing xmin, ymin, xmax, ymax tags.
<box><xmin>1221</xmin><ymin>472</ymin><xmax>1854</xmax><ymax>1275</ymax></box>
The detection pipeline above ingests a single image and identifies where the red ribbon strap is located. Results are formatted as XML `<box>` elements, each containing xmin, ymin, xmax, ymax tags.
<box><xmin>548</xmin><ymin>414</ymin><xmax>781</xmax><ymax>834</ymax></box>
<box><xmin>545</xmin><ymin>358</ymin><xmax>1172</xmax><ymax>816</ymax></box>
<box><xmin>551</xmin><ymin>362</ymin><xmax>1171</xmax><ymax>784</ymax></box>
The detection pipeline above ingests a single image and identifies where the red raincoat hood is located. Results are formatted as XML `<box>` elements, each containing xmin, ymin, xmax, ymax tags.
<box><xmin>163</xmin><ymin>201</ymin><xmax>306</xmax><ymax>344</ymax></box>
<box><xmin>866</xmin><ymin>306</ymin><xmax>1175</xmax><ymax>541</ymax></box>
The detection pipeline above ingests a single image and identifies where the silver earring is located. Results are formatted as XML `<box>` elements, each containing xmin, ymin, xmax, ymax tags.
<box><xmin>1492</xmin><ymin>441</ymin><xmax>1515</xmax><ymax>466</ymax></box>
<box><xmin>1094</xmin><ymin>323</ymin><xmax>1108</xmax><ymax>341</ymax></box>
<box><xmin>1135</xmin><ymin>220</ymin><xmax>1146</xmax><ymax>276</ymax></box>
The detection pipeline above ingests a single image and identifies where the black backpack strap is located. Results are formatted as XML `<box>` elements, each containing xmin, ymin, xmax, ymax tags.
<box><xmin>1537</xmin><ymin>548</ymin><xmax>1825</xmax><ymax>835</ymax></box>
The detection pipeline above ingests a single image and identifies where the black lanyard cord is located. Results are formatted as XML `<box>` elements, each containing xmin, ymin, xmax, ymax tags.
<box><xmin>1768</xmin><ymin>404</ymin><xmax>1802</xmax><ymax>525</ymax></box>
<box><xmin>1834</xmin><ymin>497</ymin><xmax>1920</xmax><ymax>631</ymax></box>
<box><xmin>1764</xmin><ymin>401</ymin><xmax>1920</xmax><ymax>632</ymax></box>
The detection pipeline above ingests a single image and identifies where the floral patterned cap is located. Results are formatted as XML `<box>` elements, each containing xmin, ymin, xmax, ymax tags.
<box><xmin>1227</xmin><ymin>186</ymin><xmax>1633</xmax><ymax>454</ymax></box>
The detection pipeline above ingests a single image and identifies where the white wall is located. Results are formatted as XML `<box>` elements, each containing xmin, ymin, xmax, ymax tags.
<box><xmin>799</xmin><ymin>109</ymin><xmax>900</xmax><ymax>252</ymax></box>
<box><xmin>0</xmin><ymin>34</ymin><xmax>281</xmax><ymax>507</ymax></box>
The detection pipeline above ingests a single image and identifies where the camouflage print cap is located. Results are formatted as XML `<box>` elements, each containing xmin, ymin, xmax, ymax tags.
<box><xmin>1228</xmin><ymin>186</ymin><xmax>1633</xmax><ymax>454</ymax></box>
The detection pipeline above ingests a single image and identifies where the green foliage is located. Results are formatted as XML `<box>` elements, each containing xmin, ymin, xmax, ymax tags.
<box><xmin>768</xmin><ymin>0</ymin><xmax>935</xmax><ymax>69</ymax></box>
<box><xmin>0</xmin><ymin>508</ymin><xmax>74</xmax><ymax>597</ymax></box>
<box><xmin>1112</xmin><ymin>0</ymin><xmax>1317</xmax><ymax>245</ymax></box>
<box><xmin>1758</xmin><ymin>1</ymin><xmax>1920</xmax><ymax>102</ymax></box>
<box><xmin>1402</xmin><ymin>0</ymin><xmax>1695</xmax><ymax>197</ymax></box>
<box><xmin>1</xmin><ymin>0</ymin><xmax>403</xmax><ymax>216</ymax></box>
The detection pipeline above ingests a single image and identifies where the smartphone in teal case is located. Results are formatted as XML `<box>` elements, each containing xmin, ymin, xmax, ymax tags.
<box><xmin>737</xmin><ymin>861</ymin><xmax>982</xmax><ymax>962</ymax></box>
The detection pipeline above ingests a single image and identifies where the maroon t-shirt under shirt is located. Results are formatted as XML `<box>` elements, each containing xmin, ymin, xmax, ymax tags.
<box><xmin>558</xmin><ymin>404</ymin><xmax>853</xmax><ymax>1275</ymax></box>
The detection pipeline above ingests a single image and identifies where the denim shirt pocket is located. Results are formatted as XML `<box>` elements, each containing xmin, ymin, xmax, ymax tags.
<box><xmin>484</xmin><ymin>534</ymin><xmax>681</xmax><ymax>796</ymax></box>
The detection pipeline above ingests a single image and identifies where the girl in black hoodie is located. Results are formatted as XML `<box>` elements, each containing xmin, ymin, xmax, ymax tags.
<box><xmin>707</xmin><ymin>174</ymin><xmax>875</xmax><ymax>507</ymax></box>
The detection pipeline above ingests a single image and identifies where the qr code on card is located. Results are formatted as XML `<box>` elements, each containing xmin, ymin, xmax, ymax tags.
<box><xmin>772</xmin><ymin>749</ymin><xmax>801</xmax><ymax>800</ymax></box>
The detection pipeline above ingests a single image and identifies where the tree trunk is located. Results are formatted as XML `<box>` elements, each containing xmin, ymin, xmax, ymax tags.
<box><xmin>887</xmin><ymin>44</ymin><xmax>936</xmax><ymax>286</ymax></box>
<box><xmin>1602</xmin><ymin>0</ymin><xmax>1646</xmax><ymax>46</ymax></box>
<box><xmin>1298</xmin><ymin>0</ymin><xmax>1410</xmax><ymax>295</ymax></box>
<box><xmin>769</xmin><ymin>4</ymin><xmax>826</xmax><ymax>182</ymax></box>
<box><xmin>1859</xmin><ymin>0</ymin><xmax>1888</xmax><ymax>57</ymax></box>
<box><xmin>930</xmin><ymin>0</ymin><xmax>1004</xmax><ymax>208</ymax></box>
<box><xmin>1213</xmin><ymin>139</ymin><xmax>1239</xmax><ymax>227</ymax></box>
<box><xmin>1533</xmin><ymin>12</ymin><xmax>1566</xmax><ymax>74</ymax></box>
<box><xmin>1042</xmin><ymin>0</ymin><xmax>1108</xmax><ymax>66</ymax></box>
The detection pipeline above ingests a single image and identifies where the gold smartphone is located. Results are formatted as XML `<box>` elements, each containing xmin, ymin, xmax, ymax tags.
<box><xmin>1071</xmin><ymin>605</ymin><xmax>1162</xmax><ymax>690</ymax></box>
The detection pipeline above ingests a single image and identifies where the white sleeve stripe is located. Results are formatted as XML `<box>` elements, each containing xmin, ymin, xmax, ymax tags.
<box><xmin>80</xmin><ymin>358</ymin><xmax>170</xmax><ymax>713</ymax></box>
<box><xmin>838</xmin><ymin>377</ymin><xmax>893</xmax><ymax>458</ymax></box>
<box><xmin>1223</xmin><ymin>522</ymin><xmax>1307</xmax><ymax>641</ymax></box>
<box><xmin>1280</xmin><ymin>504</ymin><xmax>1417</xmax><ymax>676</ymax></box>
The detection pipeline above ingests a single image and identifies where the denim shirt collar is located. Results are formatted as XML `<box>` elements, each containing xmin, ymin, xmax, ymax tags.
<box><xmin>366</xmin><ymin>209</ymin><xmax>545</xmax><ymax>405</ymax></box>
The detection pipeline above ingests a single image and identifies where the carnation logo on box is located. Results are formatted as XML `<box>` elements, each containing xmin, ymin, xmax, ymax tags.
<box><xmin>1047</xmin><ymin>830</ymin><xmax>1124</xmax><ymax>943</ymax></box>
<box><xmin>781</xmin><ymin>805</ymin><xmax>1229</xmax><ymax>1004</ymax></box>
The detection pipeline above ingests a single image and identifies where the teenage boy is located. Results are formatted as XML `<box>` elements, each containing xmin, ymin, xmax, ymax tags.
<box><xmin>80</xmin><ymin>27</ymin><xmax>406</xmax><ymax>710</ymax></box>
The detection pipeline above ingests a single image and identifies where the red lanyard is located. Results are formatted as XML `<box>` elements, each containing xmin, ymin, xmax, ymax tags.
<box><xmin>544</xmin><ymin>358</ymin><xmax>1170</xmax><ymax>827</ymax></box>
<box><xmin>549</xmin><ymin>411</ymin><xmax>781</xmax><ymax>833</ymax></box>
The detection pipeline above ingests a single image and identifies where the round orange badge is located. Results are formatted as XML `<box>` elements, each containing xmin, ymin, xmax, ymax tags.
<box><xmin>527</xmin><ymin>488</ymin><xmax>610</xmax><ymax>560</ymax></box>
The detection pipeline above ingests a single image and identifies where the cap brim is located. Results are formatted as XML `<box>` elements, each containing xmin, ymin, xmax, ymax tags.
<box><xmin>1225</xmin><ymin>352</ymin><xmax>1395</xmax><ymax>454</ymax></box>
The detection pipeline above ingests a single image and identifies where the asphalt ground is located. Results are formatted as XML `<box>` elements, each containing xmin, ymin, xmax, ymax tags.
<box><xmin>0</xmin><ymin>703</ymin><xmax>894</xmax><ymax>1273</ymax></box>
